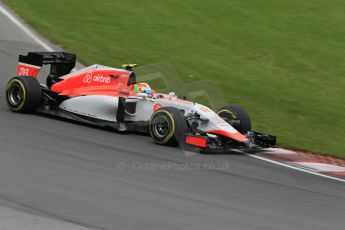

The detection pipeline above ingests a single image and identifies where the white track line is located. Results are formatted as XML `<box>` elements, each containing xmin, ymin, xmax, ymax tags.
<box><xmin>0</xmin><ymin>4</ymin><xmax>53</xmax><ymax>51</ymax></box>
<box><xmin>261</xmin><ymin>148</ymin><xmax>298</xmax><ymax>154</ymax></box>
<box><xmin>246</xmin><ymin>154</ymin><xmax>345</xmax><ymax>183</ymax></box>
<box><xmin>2</xmin><ymin>2</ymin><xmax>344</xmax><ymax>184</ymax></box>
<box><xmin>296</xmin><ymin>162</ymin><xmax>345</xmax><ymax>172</ymax></box>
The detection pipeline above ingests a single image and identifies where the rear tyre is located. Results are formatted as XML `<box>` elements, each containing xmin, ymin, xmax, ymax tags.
<box><xmin>217</xmin><ymin>105</ymin><xmax>252</xmax><ymax>134</ymax></box>
<box><xmin>5</xmin><ymin>76</ymin><xmax>42</xmax><ymax>113</ymax></box>
<box><xmin>149</xmin><ymin>107</ymin><xmax>188</xmax><ymax>146</ymax></box>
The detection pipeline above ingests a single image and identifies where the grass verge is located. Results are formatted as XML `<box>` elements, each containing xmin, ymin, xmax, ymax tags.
<box><xmin>3</xmin><ymin>0</ymin><xmax>345</xmax><ymax>157</ymax></box>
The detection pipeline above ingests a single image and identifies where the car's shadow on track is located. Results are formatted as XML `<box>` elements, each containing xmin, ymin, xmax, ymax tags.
<box><xmin>30</xmin><ymin>111</ymin><xmax>269</xmax><ymax>156</ymax></box>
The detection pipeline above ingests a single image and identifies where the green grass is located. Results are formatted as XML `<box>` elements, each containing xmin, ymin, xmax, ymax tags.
<box><xmin>4</xmin><ymin>0</ymin><xmax>345</xmax><ymax>157</ymax></box>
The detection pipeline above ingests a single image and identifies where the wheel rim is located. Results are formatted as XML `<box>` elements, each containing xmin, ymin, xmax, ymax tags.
<box><xmin>152</xmin><ymin>115</ymin><xmax>170</xmax><ymax>138</ymax></box>
<box><xmin>8</xmin><ymin>83</ymin><xmax>24</xmax><ymax>106</ymax></box>
<box><xmin>218</xmin><ymin>110</ymin><xmax>237</xmax><ymax>123</ymax></box>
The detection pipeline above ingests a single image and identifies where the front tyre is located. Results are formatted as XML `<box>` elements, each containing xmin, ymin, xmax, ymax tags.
<box><xmin>149</xmin><ymin>107</ymin><xmax>188</xmax><ymax>146</ymax></box>
<box><xmin>5</xmin><ymin>76</ymin><xmax>42</xmax><ymax>113</ymax></box>
<box><xmin>217</xmin><ymin>105</ymin><xmax>252</xmax><ymax>134</ymax></box>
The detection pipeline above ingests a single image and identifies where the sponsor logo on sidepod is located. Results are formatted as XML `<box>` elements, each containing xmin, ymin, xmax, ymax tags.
<box><xmin>83</xmin><ymin>71</ymin><xmax>92</xmax><ymax>83</ymax></box>
<box><xmin>83</xmin><ymin>71</ymin><xmax>111</xmax><ymax>84</ymax></box>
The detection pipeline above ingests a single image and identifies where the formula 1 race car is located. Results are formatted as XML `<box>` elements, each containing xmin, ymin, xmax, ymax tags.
<box><xmin>5</xmin><ymin>52</ymin><xmax>276</xmax><ymax>151</ymax></box>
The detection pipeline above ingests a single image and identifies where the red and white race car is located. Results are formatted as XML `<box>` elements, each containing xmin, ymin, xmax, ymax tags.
<box><xmin>5</xmin><ymin>52</ymin><xmax>276</xmax><ymax>151</ymax></box>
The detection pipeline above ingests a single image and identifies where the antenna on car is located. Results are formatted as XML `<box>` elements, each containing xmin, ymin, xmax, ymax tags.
<box><xmin>121</xmin><ymin>64</ymin><xmax>137</xmax><ymax>71</ymax></box>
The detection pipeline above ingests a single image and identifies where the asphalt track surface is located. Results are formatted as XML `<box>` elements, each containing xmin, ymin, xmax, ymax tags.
<box><xmin>0</xmin><ymin>5</ymin><xmax>345</xmax><ymax>230</ymax></box>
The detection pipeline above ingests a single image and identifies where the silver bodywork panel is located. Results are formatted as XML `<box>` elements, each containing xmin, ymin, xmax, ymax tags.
<box><xmin>58</xmin><ymin>93</ymin><xmax>238</xmax><ymax>134</ymax></box>
<box><xmin>59</xmin><ymin>95</ymin><xmax>119</xmax><ymax>122</ymax></box>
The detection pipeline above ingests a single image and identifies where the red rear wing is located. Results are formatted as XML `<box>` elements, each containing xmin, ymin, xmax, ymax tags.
<box><xmin>17</xmin><ymin>52</ymin><xmax>76</xmax><ymax>78</ymax></box>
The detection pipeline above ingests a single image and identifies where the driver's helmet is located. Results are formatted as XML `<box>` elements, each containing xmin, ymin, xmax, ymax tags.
<box><xmin>133</xmin><ymin>83</ymin><xmax>153</xmax><ymax>95</ymax></box>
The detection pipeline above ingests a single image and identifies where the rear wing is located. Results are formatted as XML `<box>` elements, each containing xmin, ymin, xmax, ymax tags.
<box><xmin>17</xmin><ymin>52</ymin><xmax>76</xmax><ymax>78</ymax></box>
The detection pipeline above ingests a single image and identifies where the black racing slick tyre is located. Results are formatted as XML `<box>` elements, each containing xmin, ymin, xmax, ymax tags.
<box><xmin>217</xmin><ymin>105</ymin><xmax>252</xmax><ymax>134</ymax></box>
<box><xmin>5</xmin><ymin>76</ymin><xmax>42</xmax><ymax>113</ymax></box>
<box><xmin>149</xmin><ymin>107</ymin><xmax>188</xmax><ymax>146</ymax></box>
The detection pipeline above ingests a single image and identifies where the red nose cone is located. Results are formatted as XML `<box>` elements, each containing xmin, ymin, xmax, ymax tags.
<box><xmin>206</xmin><ymin>129</ymin><xmax>248</xmax><ymax>142</ymax></box>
